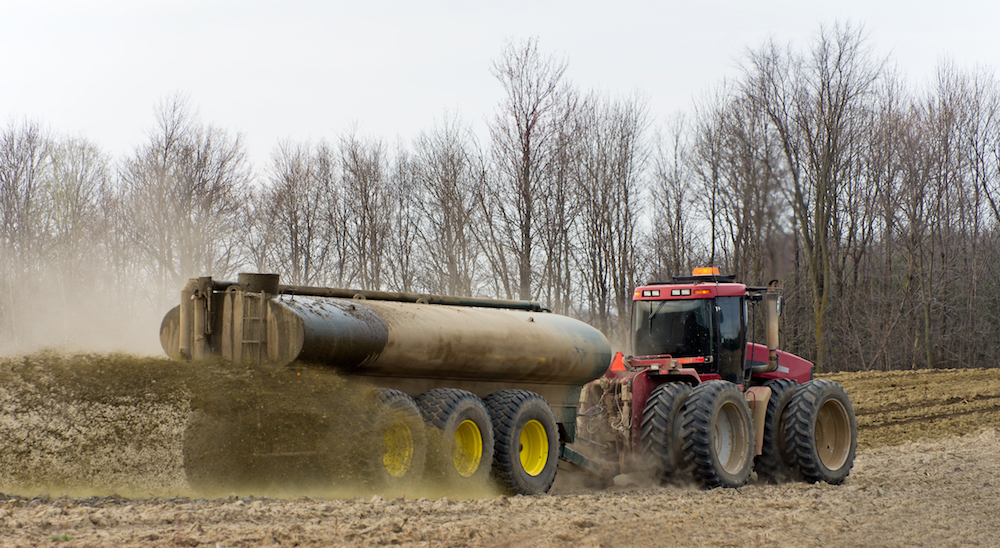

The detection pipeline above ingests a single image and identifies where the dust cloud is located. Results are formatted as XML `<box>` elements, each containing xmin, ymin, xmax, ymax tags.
<box><xmin>0</xmin><ymin>353</ymin><xmax>497</xmax><ymax>501</ymax></box>
<box><xmin>0</xmin><ymin>280</ymin><xmax>167</xmax><ymax>358</ymax></box>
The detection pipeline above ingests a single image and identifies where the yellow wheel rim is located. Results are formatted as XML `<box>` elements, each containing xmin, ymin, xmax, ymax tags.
<box><xmin>519</xmin><ymin>419</ymin><xmax>548</xmax><ymax>477</ymax></box>
<box><xmin>453</xmin><ymin>419</ymin><xmax>483</xmax><ymax>477</ymax></box>
<box><xmin>382</xmin><ymin>420</ymin><xmax>414</xmax><ymax>478</ymax></box>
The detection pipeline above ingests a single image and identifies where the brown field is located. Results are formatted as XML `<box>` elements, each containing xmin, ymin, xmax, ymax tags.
<box><xmin>2</xmin><ymin>354</ymin><xmax>999</xmax><ymax>546</ymax></box>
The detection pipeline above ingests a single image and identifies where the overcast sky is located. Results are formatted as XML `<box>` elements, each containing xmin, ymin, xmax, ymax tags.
<box><xmin>3</xmin><ymin>0</ymin><xmax>997</xmax><ymax>170</ymax></box>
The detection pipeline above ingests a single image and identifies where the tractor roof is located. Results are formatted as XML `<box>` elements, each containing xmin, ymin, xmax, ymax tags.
<box><xmin>633</xmin><ymin>278</ymin><xmax>748</xmax><ymax>300</ymax></box>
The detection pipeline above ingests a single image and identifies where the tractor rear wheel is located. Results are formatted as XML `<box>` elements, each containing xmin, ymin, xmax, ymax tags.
<box><xmin>681</xmin><ymin>380</ymin><xmax>754</xmax><ymax>489</ymax></box>
<box><xmin>483</xmin><ymin>390</ymin><xmax>559</xmax><ymax>495</ymax></box>
<box><xmin>416</xmin><ymin>388</ymin><xmax>494</xmax><ymax>484</ymax></box>
<box><xmin>754</xmin><ymin>378</ymin><xmax>799</xmax><ymax>483</ymax></box>
<box><xmin>640</xmin><ymin>382</ymin><xmax>692</xmax><ymax>483</ymax></box>
<box><xmin>369</xmin><ymin>388</ymin><xmax>426</xmax><ymax>485</ymax></box>
<box><xmin>784</xmin><ymin>379</ymin><xmax>857</xmax><ymax>484</ymax></box>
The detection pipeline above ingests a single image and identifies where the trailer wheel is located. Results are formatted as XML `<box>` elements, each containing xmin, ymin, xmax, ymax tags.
<box><xmin>416</xmin><ymin>388</ymin><xmax>494</xmax><ymax>483</ymax></box>
<box><xmin>784</xmin><ymin>379</ymin><xmax>857</xmax><ymax>484</ymax></box>
<box><xmin>681</xmin><ymin>380</ymin><xmax>754</xmax><ymax>489</ymax></box>
<box><xmin>370</xmin><ymin>389</ymin><xmax>426</xmax><ymax>484</ymax></box>
<box><xmin>483</xmin><ymin>390</ymin><xmax>559</xmax><ymax>495</ymax></box>
<box><xmin>754</xmin><ymin>378</ymin><xmax>799</xmax><ymax>483</ymax></box>
<box><xmin>640</xmin><ymin>382</ymin><xmax>692</xmax><ymax>483</ymax></box>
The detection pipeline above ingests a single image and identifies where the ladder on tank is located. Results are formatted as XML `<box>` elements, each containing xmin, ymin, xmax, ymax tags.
<box><xmin>241</xmin><ymin>291</ymin><xmax>266</xmax><ymax>364</ymax></box>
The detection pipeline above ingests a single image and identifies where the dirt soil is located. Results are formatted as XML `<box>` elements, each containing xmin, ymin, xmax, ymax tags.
<box><xmin>2</xmin><ymin>354</ymin><xmax>1000</xmax><ymax>547</ymax></box>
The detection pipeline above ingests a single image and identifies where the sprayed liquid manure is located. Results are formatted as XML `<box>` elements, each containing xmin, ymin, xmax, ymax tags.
<box><xmin>0</xmin><ymin>352</ymin><xmax>496</xmax><ymax>500</ymax></box>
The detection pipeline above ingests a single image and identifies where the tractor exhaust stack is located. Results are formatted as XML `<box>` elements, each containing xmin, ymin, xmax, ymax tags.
<box><xmin>752</xmin><ymin>281</ymin><xmax>781</xmax><ymax>375</ymax></box>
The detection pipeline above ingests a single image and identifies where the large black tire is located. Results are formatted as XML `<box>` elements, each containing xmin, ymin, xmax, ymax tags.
<box><xmin>681</xmin><ymin>380</ymin><xmax>754</xmax><ymax>489</ymax></box>
<box><xmin>640</xmin><ymin>382</ymin><xmax>692</xmax><ymax>483</ymax></box>
<box><xmin>416</xmin><ymin>388</ymin><xmax>494</xmax><ymax>484</ymax></box>
<box><xmin>368</xmin><ymin>388</ymin><xmax>427</xmax><ymax>486</ymax></box>
<box><xmin>754</xmin><ymin>378</ymin><xmax>800</xmax><ymax>483</ymax></box>
<box><xmin>785</xmin><ymin>379</ymin><xmax>857</xmax><ymax>484</ymax></box>
<box><xmin>483</xmin><ymin>390</ymin><xmax>560</xmax><ymax>495</ymax></box>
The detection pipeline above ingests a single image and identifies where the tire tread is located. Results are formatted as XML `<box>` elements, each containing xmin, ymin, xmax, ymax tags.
<box><xmin>640</xmin><ymin>382</ymin><xmax>692</xmax><ymax>483</ymax></box>
<box><xmin>483</xmin><ymin>389</ymin><xmax>558</xmax><ymax>495</ymax></box>
<box><xmin>784</xmin><ymin>379</ymin><xmax>857</xmax><ymax>484</ymax></box>
<box><xmin>681</xmin><ymin>380</ymin><xmax>753</xmax><ymax>489</ymax></box>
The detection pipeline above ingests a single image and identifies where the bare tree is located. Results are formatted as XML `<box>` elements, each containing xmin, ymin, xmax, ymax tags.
<box><xmin>0</xmin><ymin>120</ymin><xmax>49</xmax><ymax>272</ymax></box>
<box><xmin>0</xmin><ymin>119</ymin><xmax>49</xmax><ymax>347</ymax></box>
<box><xmin>954</xmin><ymin>65</ymin><xmax>1000</xmax><ymax>368</ymax></box>
<box><xmin>845</xmin><ymin>71</ymin><xmax>910</xmax><ymax>371</ymax></box>
<box><xmin>648</xmin><ymin>115</ymin><xmax>696</xmax><ymax>280</ymax></box>
<box><xmin>252</xmin><ymin>140</ymin><xmax>334</xmax><ymax>286</ymax></box>
<box><xmin>745</xmin><ymin>23</ymin><xmax>883</xmax><ymax>370</ymax></box>
<box><xmin>119</xmin><ymin>95</ymin><xmax>252</xmax><ymax>294</ymax></box>
<box><xmin>717</xmin><ymin>94</ymin><xmax>786</xmax><ymax>282</ymax></box>
<box><xmin>386</xmin><ymin>142</ymin><xmax>420</xmax><ymax>292</ymax></box>
<box><xmin>689</xmin><ymin>85</ymin><xmax>730</xmax><ymax>267</ymax></box>
<box><xmin>538</xmin><ymin>89</ymin><xmax>584</xmax><ymax>313</ymax></box>
<box><xmin>340</xmin><ymin>132</ymin><xmax>392</xmax><ymax>290</ymax></box>
<box><xmin>0</xmin><ymin>126</ymin><xmax>124</xmax><ymax>352</ymax></box>
<box><xmin>488</xmin><ymin>37</ymin><xmax>570</xmax><ymax>300</ymax></box>
<box><xmin>471</xmin><ymin>169</ymin><xmax>515</xmax><ymax>299</ymax></box>
<box><xmin>42</xmin><ymin>138</ymin><xmax>112</xmax><ymax>338</ymax></box>
<box><xmin>413</xmin><ymin>115</ymin><xmax>482</xmax><ymax>296</ymax></box>
<box><xmin>576</xmin><ymin>93</ymin><xmax>649</xmax><ymax>335</ymax></box>
<box><xmin>44</xmin><ymin>138</ymin><xmax>109</xmax><ymax>279</ymax></box>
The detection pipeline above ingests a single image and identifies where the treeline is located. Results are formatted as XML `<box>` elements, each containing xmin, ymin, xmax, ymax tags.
<box><xmin>3</xmin><ymin>25</ymin><xmax>1000</xmax><ymax>371</ymax></box>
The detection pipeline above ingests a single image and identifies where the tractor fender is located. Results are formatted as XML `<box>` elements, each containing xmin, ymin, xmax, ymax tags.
<box><xmin>744</xmin><ymin>386</ymin><xmax>772</xmax><ymax>456</ymax></box>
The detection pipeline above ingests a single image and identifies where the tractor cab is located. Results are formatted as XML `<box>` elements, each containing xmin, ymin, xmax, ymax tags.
<box><xmin>632</xmin><ymin>268</ymin><xmax>750</xmax><ymax>383</ymax></box>
<box><xmin>627</xmin><ymin>267</ymin><xmax>811</xmax><ymax>385</ymax></box>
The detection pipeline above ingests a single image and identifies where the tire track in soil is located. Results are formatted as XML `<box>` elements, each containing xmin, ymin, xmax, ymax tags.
<box><xmin>825</xmin><ymin>367</ymin><xmax>1000</xmax><ymax>449</ymax></box>
<box><xmin>854</xmin><ymin>392</ymin><xmax>1000</xmax><ymax>415</ymax></box>
<box><xmin>857</xmin><ymin>401</ymin><xmax>1000</xmax><ymax>430</ymax></box>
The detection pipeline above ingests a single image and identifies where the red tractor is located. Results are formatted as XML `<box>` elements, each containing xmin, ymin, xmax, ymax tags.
<box><xmin>569</xmin><ymin>268</ymin><xmax>857</xmax><ymax>487</ymax></box>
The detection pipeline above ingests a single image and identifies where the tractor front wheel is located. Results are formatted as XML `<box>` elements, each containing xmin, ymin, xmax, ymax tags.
<box><xmin>681</xmin><ymin>380</ymin><xmax>754</xmax><ymax>489</ymax></box>
<box><xmin>640</xmin><ymin>382</ymin><xmax>692</xmax><ymax>483</ymax></box>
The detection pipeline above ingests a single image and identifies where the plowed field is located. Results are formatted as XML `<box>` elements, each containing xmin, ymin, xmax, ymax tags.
<box><xmin>2</xmin><ymin>354</ymin><xmax>999</xmax><ymax>546</ymax></box>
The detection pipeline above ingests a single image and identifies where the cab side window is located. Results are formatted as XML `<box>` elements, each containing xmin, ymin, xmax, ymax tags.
<box><xmin>716</xmin><ymin>296</ymin><xmax>745</xmax><ymax>383</ymax></box>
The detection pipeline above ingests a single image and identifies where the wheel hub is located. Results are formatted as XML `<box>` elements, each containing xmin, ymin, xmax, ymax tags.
<box><xmin>519</xmin><ymin>420</ymin><xmax>548</xmax><ymax>477</ymax></box>
<box><xmin>453</xmin><ymin>419</ymin><xmax>483</xmax><ymax>477</ymax></box>
<box><xmin>382</xmin><ymin>420</ymin><xmax>414</xmax><ymax>478</ymax></box>
<box><xmin>816</xmin><ymin>398</ymin><xmax>851</xmax><ymax>470</ymax></box>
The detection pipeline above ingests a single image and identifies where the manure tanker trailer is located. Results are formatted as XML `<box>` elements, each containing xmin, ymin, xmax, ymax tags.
<box><xmin>162</xmin><ymin>270</ymin><xmax>857</xmax><ymax>495</ymax></box>
<box><xmin>161</xmin><ymin>273</ymin><xmax>613</xmax><ymax>495</ymax></box>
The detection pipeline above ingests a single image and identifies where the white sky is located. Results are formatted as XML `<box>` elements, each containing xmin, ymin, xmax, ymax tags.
<box><xmin>3</xmin><ymin>0</ymin><xmax>997</xmax><ymax>171</ymax></box>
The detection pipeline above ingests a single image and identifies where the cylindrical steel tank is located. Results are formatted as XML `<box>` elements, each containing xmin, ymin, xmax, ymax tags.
<box><xmin>265</xmin><ymin>295</ymin><xmax>610</xmax><ymax>386</ymax></box>
<box><xmin>160</xmin><ymin>275</ymin><xmax>612</xmax><ymax>424</ymax></box>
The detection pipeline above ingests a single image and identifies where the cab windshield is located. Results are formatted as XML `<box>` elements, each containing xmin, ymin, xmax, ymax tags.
<box><xmin>632</xmin><ymin>299</ymin><xmax>713</xmax><ymax>358</ymax></box>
